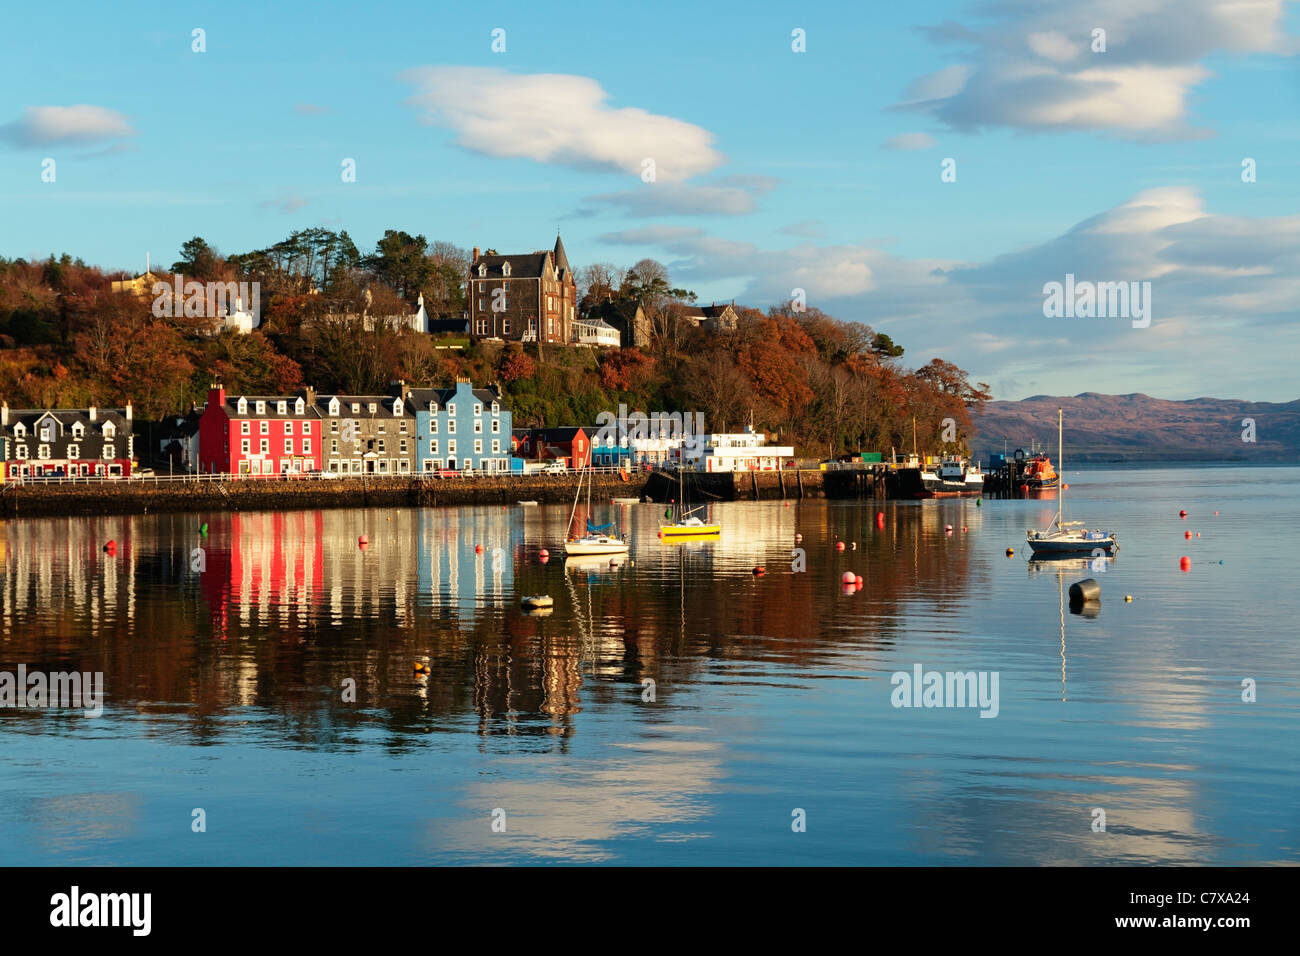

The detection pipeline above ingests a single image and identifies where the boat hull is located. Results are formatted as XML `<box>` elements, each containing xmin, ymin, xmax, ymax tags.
<box><xmin>659</xmin><ymin>524</ymin><xmax>721</xmax><ymax>538</ymax></box>
<box><xmin>564</xmin><ymin>538</ymin><xmax>630</xmax><ymax>555</ymax></box>
<box><xmin>1026</xmin><ymin>535</ymin><xmax>1117</xmax><ymax>554</ymax></box>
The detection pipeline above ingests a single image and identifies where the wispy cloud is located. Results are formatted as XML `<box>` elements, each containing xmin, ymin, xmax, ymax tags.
<box><xmin>259</xmin><ymin>194</ymin><xmax>311</xmax><ymax>214</ymax></box>
<box><xmin>599</xmin><ymin>226</ymin><xmax>708</xmax><ymax>245</ymax></box>
<box><xmin>292</xmin><ymin>103</ymin><xmax>331</xmax><ymax>116</ymax></box>
<box><xmin>0</xmin><ymin>105</ymin><xmax>134</xmax><ymax>148</ymax></box>
<box><xmin>401</xmin><ymin>66</ymin><xmax>723</xmax><ymax>181</ymax></box>
<box><xmin>882</xmin><ymin>132</ymin><xmax>936</xmax><ymax>151</ymax></box>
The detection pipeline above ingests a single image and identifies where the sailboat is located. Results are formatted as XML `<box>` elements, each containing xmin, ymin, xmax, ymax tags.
<box><xmin>659</xmin><ymin>463</ymin><xmax>720</xmax><ymax>538</ymax></box>
<box><xmin>564</xmin><ymin>458</ymin><xmax>629</xmax><ymax>555</ymax></box>
<box><xmin>1026</xmin><ymin>409</ymin><xmax>1118</xmax><ymax>555</ymax></box>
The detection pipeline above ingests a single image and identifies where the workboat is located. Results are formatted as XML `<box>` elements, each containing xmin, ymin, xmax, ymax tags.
<box><xmin>919</xmin><ymin>456</ymin><xmax>983</xmax><ymax>496</ymax></box>
<box><xmin>564</xmin><ymin>461</ymin><xmax>629</xmax><ymax>556</ymax></box>
<box><xmin>659</xmin><ymin>466</ymin><xmax>720</xmax><ymax>538</ymax></box>
<box><xmin>1026</xmin><ymin>410</ymin><xmax>1118</xmax><ymax>555</ymax></box>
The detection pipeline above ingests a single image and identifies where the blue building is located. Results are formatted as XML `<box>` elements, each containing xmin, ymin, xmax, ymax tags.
<box><xmin>404</xmin><ymin>380</ymin><xmax>512</xmax><ymax>473</ymax></box>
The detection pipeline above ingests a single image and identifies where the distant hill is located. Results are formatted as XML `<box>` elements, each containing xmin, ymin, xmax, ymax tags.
<box><xmin>972</xmin><ymin>393</ymin><xmax>1300</xmax><ymax>462</ymax></box>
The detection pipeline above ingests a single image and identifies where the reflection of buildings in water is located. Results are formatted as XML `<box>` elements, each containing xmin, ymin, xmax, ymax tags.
<box><xmin>539</xmin><ymin>631</ymin><xmax>582</xmax><ymax>725</ymax></box>
<box><xmin>0</xmin><ymin>517</ymin><xmax>136</xmax><ymax>633</ymax></box>
<box><xmin>417</xmin><ymin>508</ymin><xmax>517</xmax><ymax>622</ymax></box>
<box><xmin>202</xmin><ymin>511</ymin><xmax>324</xmax><ymax>635</ymax></box>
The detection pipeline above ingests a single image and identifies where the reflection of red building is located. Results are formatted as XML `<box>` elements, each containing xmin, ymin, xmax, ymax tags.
<box><xmin>198</xmin><ymin>385</ymin><xmax>323</xmax><ymax>477</ymax></box>
<box><xmin>201</xmin><ymin>511</ymin><xmax>324</xmax><ymax>637</ymax></box>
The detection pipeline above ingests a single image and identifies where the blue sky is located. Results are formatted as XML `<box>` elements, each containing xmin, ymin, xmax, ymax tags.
<box><xmin>2</xmin><ymin>0</ymin><xmax>1298</xmax><ymax>401</ymax></box>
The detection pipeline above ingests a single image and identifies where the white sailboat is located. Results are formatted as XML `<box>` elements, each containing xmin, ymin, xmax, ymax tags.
<box><xmin>1026</xmin><ymin>409</ymin><xmax>1118</xmax><ymax>555</ymax></box>
<box><xmin>564</xmin><ymin>459</ymin><xmax>629</xmax><ymax>556</ymax></box>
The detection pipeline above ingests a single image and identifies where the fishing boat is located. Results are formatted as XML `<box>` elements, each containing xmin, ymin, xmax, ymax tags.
<box><xmin>919</xmin><ymin>455</ymin><xmax>984</xmax><ymax>496</ymax></box>
<box><xmin>1026</xmin><ymin>410</ymin><xmax>1118</xmax><ymax>555</ymax></box>
<box><xmin>564</xmin><ymin>460</ymin><xmax>629</xmax><ymax>555</ymax></box>
<box><xmin>659</xmin><ymin>466</ymin><xmax>720</xmax><ymax>538</ymax></box>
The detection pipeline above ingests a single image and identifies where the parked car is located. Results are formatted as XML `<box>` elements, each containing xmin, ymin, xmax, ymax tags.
<box><xmin>130</xmin><ymin>468</ymin><xmax>156</xmax><ymax>479</ymax></box>
<box><xmin>317</xmin><ymin>470</ymin><xmax>342</xmax><ymax>480</ymax></box>
<box><xmin>542</xmin><ymin>461</ymin><xmax>567</xmax><ymax>474</ymax></box>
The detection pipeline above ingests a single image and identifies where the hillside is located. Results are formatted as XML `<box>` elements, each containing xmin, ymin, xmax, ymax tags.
<box><xmin>972</xmin><ymin>393</ymin><xmax>1300</xmax><ymax>462</ymax></box>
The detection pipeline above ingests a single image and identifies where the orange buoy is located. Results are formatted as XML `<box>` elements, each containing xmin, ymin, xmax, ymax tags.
<box><xmin>1005</xmin><ymin>548</ymin><xmax>1014</xmax><ymax>557</ymax></box>
<box><xmin>1185</xmin><ymin>530</ymin><xmax>1192</xmax><ymax>539</ymax></box>
<box><xmin>358</xmin><ymin>534</ymin><xmax>368</xmax><ymax>546</ymax></box>
<box><xmin>876</xmin><ymin>512</ymin><xmax>884</xmax><ymax>522</ymax></box>
<box><xmin>1214</xmin><ymin>511</ymin><xmax>1219</xmax><ymax>516</ymax></box>
<box><xmin>1179</xmin><ymin>510</ymin><xmax>1187</xmax><ymax>518</ymax></box>
<box><xmin>539</xmin><ymin>548</ymin><xmax>549</xmax><ymax>559</ymax></box>
<box><xmin>784</xmin><ymin>501</ymin><xmax>790</xmax><ymax>508</ymax></box>
<box><xmin>795</xmin><ymin>533</ymin><xmax>803</xmax><ymax>543</ymax></box>
<box><xmin>1179</xmin><ymin>556</ymin><xmax>1191</xmax><ymax>571</ymax></box>
<box><xmin>854</xmin><ymin>574</ymin><xmax>863</xmax><ymax>587</ymax></box>
<box><xmin>752</xmin><ymin>566</ymin><xmax>765</xmax><ymax>576</ymax></box>
<box><xmin>835</xmin><ymin>541</ymin><xmax>845</xmax><ymax>552</ymax></box>
<box><xmin>1195</xmin><ymin>532</ymin><xmax>1200</xmax><ymax>538</ymax></box>
<box><xmin>961</xmin><ymin>526</ymin><xmax>968</xmax><ymax>533</ymax></box>
<box><xmin>1062</xmin><ymin>483</ymin><xmax>1069</xmax><ymax>490</ymax></box>
<box><xmin>842</xmin><ymin>582</ymin><xmax>857</xmax><ymax>594</ymax></box>
<box><xmin>475</xmin><ymin>544</ymin><xmax>484</xmax><ymax>554</ymax></box>
<box><xmin>944</xmin><ymin>524</ymin><xmax>952</xmax><ymax>532</ymax></box>
<box><xmin>842</xmin><ymin>571</ymin><xmax>855</xmax><ymax>584</ymax></box>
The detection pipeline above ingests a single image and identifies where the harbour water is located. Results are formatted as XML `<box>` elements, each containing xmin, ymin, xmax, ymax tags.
<box><xmin>1</xmin><ymin>466</ymin><xmax>1296</xmax><ymax>865</ymax></box>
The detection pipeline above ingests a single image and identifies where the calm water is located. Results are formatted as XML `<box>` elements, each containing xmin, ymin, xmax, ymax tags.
<box><xmin>1</xmin><ymin>466</ymin><xmax>1297</xmax><ymax>865</ymax></box>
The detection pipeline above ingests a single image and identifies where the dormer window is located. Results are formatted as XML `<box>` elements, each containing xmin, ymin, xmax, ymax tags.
<box><xmin>393</xmin><ymin>399</ymin><xmax>403</xmax><ymax>416</ymax></box>
<box><xmin>351</xmin><ymin>403</ymin><xmax>360</xmax><ymax>413</ymax></box>
<box><xmin>328</xmin><ymin>398</ymin><xmax>340</xmax><ymax>416</ymax></box>
<box><xmin>368</xmin><ymin>403</ymin><xmax>377</xmax><ymax>414</ymax></box>
<box><xmin>501</xmin><ymin>261</ymin><xmax>511</xmax><ymax>277</ymax></box>
<box><xmin>13</xmin><ymin>424</ymin><xmax>25</xmax><ymax>438</ymax></box>
<box><xmin>428</xmin><ymin>402</ymin><xmax>437</xmax><ymax>414</ymax></box>
<box><xmin>277</xmin><ymin>401</ymin><xmax>287</xmax><ymax>415</ymax></box>
<box><xmin>295</xmin><ymin>398</ymin><xmax>304</xmax><ymax>415</ymax></box>
<box><xmin>103</xmin><ymin>422</ymin><xmax>115</xmax><ymax>439</ymax></box>
<box><xmin>72</xmin><ymin>423</ymin><xmax>84</xmax><ymax>438</ymax></box>
<box><xmin>478</xmin><ymin>263</ymin><xmax>487</xmax><ymax>277</ymax></box>
<box><xmin>40</xmin><ymin>423</ymin><xmax>53</xmax><ymax>442</ymax></box>
<box><xmin>491</xmin><ymin>402</ymin><xmax>499</xmax><ymax>415</ymax></box>
<box><xmin>237</xmin><ymin>398</ymin><xmax>248</xmax><ymax>414</ymax></box>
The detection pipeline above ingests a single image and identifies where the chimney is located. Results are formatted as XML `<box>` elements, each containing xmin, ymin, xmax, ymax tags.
<box><xmin>1</xmin><ymin>403</ymin><xmax>7</xmax><ymax>427</ymax></box>
<box><xmin>472</xmin><ymin>246</ymin><xmax>480</xmax><ymax>263</ymax></box>
<box><xmin>125</xmin><ymin>401</ymin><xmax>133</xmax><ymax>422</ymax></box>
<box><xmin>304</xmin><ymin>386</ymin><xmax>317</xmax><ymax>406</ymax></box>
<box><xmin>88</xmin><ymin>405</ymin><xmax>97</xmax><ymax>422</ymax></box>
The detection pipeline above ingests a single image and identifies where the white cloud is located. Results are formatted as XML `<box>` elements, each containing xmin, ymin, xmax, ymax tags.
<box><xmin>400</xmin><ymin>66</ymin><xmax>723</xmax><ymax>181</ymax></box>
<box><xmin>599</xmin><ymin>226</ymin><xmax>708</xmax><ymax>245</ymax></box>
<box><xmin>898</xmin><ymin>0</ymin><xmax>1295</xmax><ymax>138</ymax></box>
<box><xmin>0</xmin><ymin>105</ymin><xmax>134</xmax><ymax>147</ymax></box>
<box><xmin>586</xmin><ymin>182</ymin><xmax>761</xmax><ymax>217</ymax></box>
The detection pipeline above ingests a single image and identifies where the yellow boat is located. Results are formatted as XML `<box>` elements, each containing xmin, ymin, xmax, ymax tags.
<box><xmin>659</xmin><ymin>517</ymin><xmax>720</xmax><ymax>538</ymax></box>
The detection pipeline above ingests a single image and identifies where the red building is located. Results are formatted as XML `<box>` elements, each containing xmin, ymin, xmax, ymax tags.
<box><xmin>198</xmin><ymin>385</ymin><xmax>322</xmax><ymax>477</ymax></box>
<box><xmin>512</xmin><ymin>427</ymin><xmax>591</xmax><ymax>469</ymax></box>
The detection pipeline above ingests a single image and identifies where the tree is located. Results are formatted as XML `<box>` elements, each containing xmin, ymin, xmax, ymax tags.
<box><xmin>172</xmin><ymin>237</ymin><xmax>221</xmax><ymax>279</ymax></box>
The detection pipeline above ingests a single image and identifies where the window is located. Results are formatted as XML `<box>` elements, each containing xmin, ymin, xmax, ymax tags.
<box><xmin>73</xmin><ymin>423</ymin><xmax>84</xmax><ymax>438</ymax></box>
<box><xmin>330</xmin><ymin>420</ymin><xmax>338</xmax><ymax>433</ymax></box>
<box><xmin>478</xmin><ymin>263</ymin><xmax>486</xmax><ymax>277</ymax></box>
<box><xmin>331</xmin><ymin>440</ymin><xmax>338</xmax><ymax>454</ymax></box>
<box><xmin>399</xmin><ymin>420</ymin><xmax>408</xmax><ymax>434</ymax></box>
<box><xmin>104</xmin><ymin>423</ymin><xmax>115</xmax><ymax>439</ymax></box>
<box><xmin>491</xmin><ymin>420</ymin><xmax>500</xmax><ymax>434</ymax></box>
<box><xmin>429</xmin><ymin>440</ymin><xmax>438</xmax><ymax>455</ymax></box>
<box><xmin>400</xmin><ymin>439</ymin><xmax>408</xmax><ymax>453</ymax></box>
<box><xmin>295</xmin><ymin>399</ymin><xmax>304</xmax><ymax>415</ymax></box>
<box><xmin>447</xmin><ymin>420</ymin><xmax>456</xmax><ymax>434</ymax></box>
<box><xmin>474</xmin><ymin>439</ymin><xmax>482</xmax><ymax>454</ymax></box>
<box><xmin>447</xmin><ymin>440</ymin><xmax>456</xmax><ymax>455</ymax></box>
<box><xmin>260</xmin><ymin>421</ymin><xmax>269</xmax><ymax>435</ymax></box>
<box><xmin>447</xmin><ymin>403</ymin><xmax>456</xmax><ymax>416</ymax></box>
<box><xmin>502</xmin><ymin>261</ymin><xmax>511</xmax><ymax>277</ymax></box>
<box><xmin>377</xmin><ymin>440</ymin><xmax>385</xmax><ymax>452</ymax></box>
<box><xmin>303</xmin><ymin>439</ymin><xmax>311</xmax><ymax>454</ymax></box>
<box><xmin>277</xmin><ymin>401</ymin><xmax>286</xmax><ymax>415</ymax></box>
<box><xmin>256</xmin><ymin>401</ymin><xmax>266</xmax><ymax>415</ymax></box>
<box><xmin>329</xmin><ymin>399</ymin><xmax>340</xmax><ymax>416</ymax></box>
<box><xmin>368</xmin><ymin>403</ymin><xmax>377</xmax><ymax>414</ymax></box>
<box><xmin>68</xmin><ymin>444</ymin><xmax>79</xmax><ymax>458</ymax></box>
<box><xmin>103</xmin><ymin>444</ymin><xmax>114</xmax><ymax>459</ymax></box>
<box><xmin>492</xmin><ymin>439</ymin><xmax>500</xmax><ymax>453</ymax></box>
<box><xmin>474</xmin><ymin>420</ymin><xmax>482</xmax><ymax>434</ymax></box>
<box><xmin>242</xmin><ymin>438</ymin><xmax>250</xmax><ymax>454</ymax></box>
<box><xmin>429</xmin><ymin>419</ymin><xmax>438</xmax><ymax>434</ymax></box>
<box><xmin>284</xmin><ymin>421</ymin><xmax>293</xmax><ymax>434</ymax></box>
<box><xmin>491</xmin><ymin>402</ymin><xmax>499</xmax><ymax>415</ymax></box>
<box><xmin>40</xmin><ymin>423</ymin><xmax>53</xmax><ymax>442</ymax></box>
<box><xmin>38</xmin><ymin>444</ymin><xmax>51</xmax><ymax>459</ymax></box>
<box><xmin>377</xmin><ymin>422</ymin><xmax>385</xmax><ymax>434</ymax></box>
<box><xmin>260</xmin><ymin>438</ymin><xmax>269</xmax><ymax>454</ymax></box>
<box><xmin>303</xmin><ymin>421</ymin><xmax>311</xmax><ymax>434</ymax></box>
<box><xmin>237</xmin><ymin>398</ymin><xmax>247</xmax><ymax>414</ymax></box>
<box><xmin>284</xmin><ymin>439</ymin><xmax>293</xmax><ymax>454</ymax></box>
<box><xmin>241</xmin><ymin>421</ymin><xmax>250</xmax><ymax>435</ymax></box>
<box><xmin>477</xmin><ymin>281</ymin><xmax>484</xmax><ymax>292</ymax></box>
<box><xmin>477</xmin><ymin>299</ymin><xmax>484</xmax><ymax>313</ymax></box>
<box><xmin>15</xmin><ymin>445</ymin><xmax>27</xmax><ymax>459</ymax></box>
<box><xmin>428</xmin><ymin>402</ymin><xmax>437</xmax><ymax>414</ymax></box>
<box><xmin>351</xmin><ymin>403</ymin><xmax>360</xmax><ymax>413</ymax></box>
<box><xmin>502</xmin><ymin>318</ymin><xmax>510</xmax><ymax>334</ymax></box>
<box><xmin>548</xmin><ymin>317</ymin><xmax>554</xmax><ymax>336</ymax></box>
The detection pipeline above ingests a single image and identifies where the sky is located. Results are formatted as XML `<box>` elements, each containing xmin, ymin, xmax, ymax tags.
<box><xmin>2</xmin><ymin>0</ymin><xmax>1298</xmax><ymax>402</ymax></box>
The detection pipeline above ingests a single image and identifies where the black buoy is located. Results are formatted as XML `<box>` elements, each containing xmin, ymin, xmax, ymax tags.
<box><xmin>1069</xmin><ymin>578</ymin><xmax>1102</xmax><ymax>607</ymax></box>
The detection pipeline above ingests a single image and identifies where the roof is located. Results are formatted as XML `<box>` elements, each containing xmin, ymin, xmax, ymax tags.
<box><xmin>679</xmin><ymin>303</ymin><xmax>736</xmax><ymax>319</ymax></box>
<box><xmin>2</xmin><ymin>408</ymin><xmax>131</xmax><ymax>433</ymax></box>
<box><xmin>220</xmin><ymin>395</ymin><xmax>314</xmax><ymax>418</ymax></box>
<box><xmin>405</xmin><ymin>385</ymin><xmax>503</xmax><ymax>410</ymax></box>
<box><xmin>470</xmin><ymin>251</ymin><xmax>551</xmax><ymax>280</ymax></box>
<box><xmin>530</xmin><ymin>427</ymin><xmax>586</xmax><ymax>442</ymax></box>
<box><xmin>552</xmin><ymin>235</ymin><xmax>571</xmax><ymax>278</ymax></box>
<box><xmin>427</xmin><ymin>318</ymin><xmax>470</xmax><ymax>334</ymax></box>
<box><xmin>313</xmin><ymin>395</ymin><xmax>407</xmax><ymax>418</ymax></box>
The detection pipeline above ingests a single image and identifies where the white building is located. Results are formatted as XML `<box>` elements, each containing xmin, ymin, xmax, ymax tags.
<box><xmin>571</xmin><ymin>317</ymin><xmax>621</xmax><ymax>348</ymax></box>
<box><xmin>681</xmin><ymin>427</ymin><xmax>793</xmax><ymax>472</ymax></box>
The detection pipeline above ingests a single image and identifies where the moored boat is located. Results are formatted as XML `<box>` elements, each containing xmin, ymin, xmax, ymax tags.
<box><xmin>1026</xmin><ymin>410</ymin><xmax>1118</xmax><ymax>555</ymax></box>
<box><xmin>919</xmin><ymin>456</ymin><xmax>983</xmax><ymax>496</ymax></box>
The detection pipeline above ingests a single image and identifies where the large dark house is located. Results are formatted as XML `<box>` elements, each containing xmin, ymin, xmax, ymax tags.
<box><xmin>1</xmin><ymin>403</ymin><xmax>135</xmax><ymax>479</ymax></box>
<box><xmin>467</xmin><ymin>236</ymin><xmax>576</xmax><ymax>345</ymax></box>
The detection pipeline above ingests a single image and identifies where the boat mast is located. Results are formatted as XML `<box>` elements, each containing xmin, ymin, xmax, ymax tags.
<box><xmin>567</xmin><ymin>457</ymin><xmax>582</xmax><ymax>538</ymax></box>
<box><xmin>1056</xmin><ymin>407</ymin><xmax>1064</xmax><ymax>529</ymax></box>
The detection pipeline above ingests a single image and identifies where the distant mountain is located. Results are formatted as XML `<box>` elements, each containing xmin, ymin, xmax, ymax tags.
<box><xmin>972</xmin><ymin>393</ymin><xmax>1300</xmax><ymax>462</ymax></box>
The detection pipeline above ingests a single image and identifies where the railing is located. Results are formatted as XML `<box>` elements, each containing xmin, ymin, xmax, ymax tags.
<box><xmin>3</xmin><ymin>464</ymin><xmax>651</xmax><ymax>486</ymax></box>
